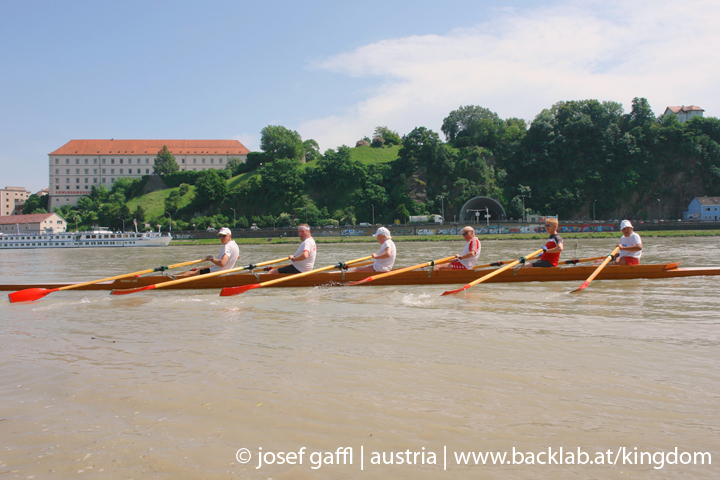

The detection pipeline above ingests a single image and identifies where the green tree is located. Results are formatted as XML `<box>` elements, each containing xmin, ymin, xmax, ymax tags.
<box><xmin>22</xmin><ymin>194</ymin><xmax>49</xmax><ymax>214</ymax></box>
<box><xmin>226</xmin><ymin>157</ymin><xmax>244</xmax><ymax>176</ymax></box>
<box><xmin>374</xmin><ymin>126</ymin><xmax>401</xmax><ymax>145</ymax></box>
<box><xmin>154</xmin><ymin>145</ymin><xmax>179</xmax><ymax>175</ymax></box>
<box><xmin>133</xmin><ymin>205</ymin><xmax>146</xmax><ymax>223</ymax></box>
<box><xmin>260</xmin><ymin>125</ymin><xmax>304</xmax><ymax>161</ymax></box>
<box><xmin>195</xmin><ymin>170</ymin><xmax>228</xmax><ymax>205</ymax></box>
<box><xmin>303</xmin><ymin>139</ymin><xmax>321</xmax><ymax>162</ymax></box>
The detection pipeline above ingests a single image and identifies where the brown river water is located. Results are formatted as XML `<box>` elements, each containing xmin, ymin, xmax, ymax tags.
<box><xmin>1</xmin><ymin>237</ymin><xmax>719</xmax><ymax>479</ymax></box>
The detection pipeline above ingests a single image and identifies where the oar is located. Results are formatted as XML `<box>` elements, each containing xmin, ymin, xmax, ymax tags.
<box><xmin>111</xmin><ymin>257</ymin><xmax>288</xmax><ymax>295</ymax></box>
<box><xmin>346</xmin><ymin>256</ymin><xmax>456</xmax><ymax>286</ymax></box>
<box><xmin>219</xmin><ymin>255</ymin><xmax>373</xmax><ymax>296</ymax></box>
<box><xmin>441</xmin><ymin>249</ymin><xmax>544</xmax><ymax>296</ymax></box>
<box><xmin>8</xmin><ymin>258</ymin><xmax>207</xmax><ymax>303</ymax></box>
<box><xmin>473</xmin><ymin>256</ymin><xmax>605</xmax><ymax>270</ymax></box>
<box><xmin>570</xmin><ymin>247</ymin><xmax>621</xmax><ymax>293</ymax></box>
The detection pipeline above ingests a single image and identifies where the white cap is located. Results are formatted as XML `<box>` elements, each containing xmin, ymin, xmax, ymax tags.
<box><xmin>374</xmin><ymin>227</ymin><xmax>391</xmax><ymax>237</ymax></box>
<box><xmin>620</xmin><ymin>220</ymin><xmax>633</xmax><ymax>230</ymax></box>
<box><xmin>218</xmin><ymin>227</ymin><xmax>232</xmax><ymax>235</ymax></box>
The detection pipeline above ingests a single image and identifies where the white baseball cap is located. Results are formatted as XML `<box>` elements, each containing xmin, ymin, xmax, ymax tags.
<box><xmin>374</xmin><ymin>227</ymin><xmax>391</xmax><ymax>237</ymax></box>
<box><xmin>218</xmin><ymin>227</ymin><xmax>232</xmax><ymax>235</ymax></box>
<box><xmin>620</xmin><ymin>220</ymin><xmax>633</xmax><ymax>230</ymax></box>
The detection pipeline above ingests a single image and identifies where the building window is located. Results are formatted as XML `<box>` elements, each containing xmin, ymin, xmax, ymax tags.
<box><xmin>66</xmin><ymin>178</ymin><xmax>70</xmax><ymax>183</ymax></box>
<box><xmin>55</xmin><ymin>178</ymin><xmax>59</xmax><ymax>183</ymax></box>
<box><xmin>84</xmin><ymin>178</ymin><xmax>88</xmax><ymax>184</ymax></box>
<box><xmin>181</xmin><ymin>159</ymin><xmax>185</xmax><ymax>163</ymax></box>
<box><xmin>75</xmin><ymin>169</ymin><xmax>80</xmax><ymax>174</ymax></box>
<box><xmin>66</xmin><ymin>159</ymin><xmax>69</xmax><ymax>164</ymax></box>
<box><xmin>84</xmin><ymin>159</ymin><xmax>88</xmax><ymax>164</ymax></box>
<box><xmin>102</xmin><ymin>169</ymin><xmax>106</xmax><ymax>174</ymax></box>
<box><xmin>202</xmin><ymin>158</ymin><xmax>206</xmax><ymax>164</ymax></box>
<box><xmin>145</xmin><ymin>169</ymin><xmax>149</xmax><ymax>174</ymax></box>
<box><xmin>94</xmin><ymin>178</ymin><xmax>97</xmax><ymax>183</ymax></box>
<box><xmin>119</xmin><ymin>169</ymin><xmax>123</xmax><ymax>174</ymax></box>
<box><xmin>193</xmin><ymin>158</ymin><xmax>196</xmax><ymax>164</ymax></box>
<box><xmin>219</xmin><ymin>158</ymin><xmax>223</xmax><ymax>163</ymax></box>
<box><xmin>102</xmin><ymin>178</ymin><xmax>106</xmax><ymax>183</ymax></box>
<box><xmin>55</xmin><ymin>159</ymin><xmax>58</xmax><ymax>164</ymax></box>
<box><xmin>84</xmin><ymin>169</ymin><xmax>88</xmax><ymax>174</ymax></box>
<box><xmin>111</xmin><ymin>178</ymin><xmax>115</xmax><ymax>183</ymax></box>
<box><xmin>111</xmin><ymin>169</ymin><xmax>115</xmax><ymax>174</ymax></box>
<box><xmin>93</xmin><ymin>169</ymin><xmax>97</xmax><ymax>174</ymax></box>
<box><xmin>94</xmin><ymin>159</ymin><xmax>97</xmax><ymax>164</ymax></box>
<box><xmin>76</xmin><ymin>178</ymin><xmax>80</xmax><ymax>183</ymax></box>
<box><xmin>55</xmin><ymin>169</ymin><xmax>59</xmax><ymax>174</ymax></box>
<box><xmin>120</xmin><ymin>159</ymin><xmax>123</xmax><ymax>164</ymax></box>
<box><xmin>76</xmin><ymin>159</ymin><xmax>79</xmax><ymax>164</ymax></box>
<box><xmin>146</xmin><ymin>159</ymin><xmax>149</xmax><ymax>164</ymax></box>
<box><xmin>111</xmin><ymin>159</ymin><xmax>115</xmax><ymax>164</ymax></box>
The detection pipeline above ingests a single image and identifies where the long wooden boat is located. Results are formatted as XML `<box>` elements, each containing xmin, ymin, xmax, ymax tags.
<box><xmin>2</xmin><ymin>262</ymin><xmax>719</xmax><ymax>293</ymax></box>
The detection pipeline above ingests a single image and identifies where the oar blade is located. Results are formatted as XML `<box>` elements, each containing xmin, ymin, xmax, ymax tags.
<box><xmin>220</xmin><ymin>283</ymin><xmax>261</xmax><ymax>297</ymax></box>
<box><xmin>571</xmin><ymin>281</ymin><xmax>590</xmax><ymax>293</ymax></box>
<box><xmin>8</xmin><ymin>287</ymin><xmax>58</xmax><ymax>303</ymax></box>
<box><xmin>345</xmin><ymin>277</ymin><xmax>373</xmax><ymax>286</ymax></box>
<box><xmin>441</xmin><ymin>285</ymin><xmax>469</xmax><ymax>296</ymax></box>
<box><xmin>111</xmin><ymin>285</ymin><xmax>157</xmax><ymax>296</ymax></box>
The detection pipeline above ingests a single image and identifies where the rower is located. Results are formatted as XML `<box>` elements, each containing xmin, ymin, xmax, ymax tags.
<box><xmin>268</xmin><ymin>224</ymin><xmax>316</xmax><ymax>274</ymax></box>
<box><xmin>524</xmin><ymin>217</ymin><xmax>563</xmax><ymax>268</ymax></box>
<box><xmin>174</xmin><ymin>227</ymin><xmax>240</xmax><ymax>278</ymax></box>
<box><xmin>434</xmin><ymin>226</ymin><xmax>481</xmax><ymax>271</ymax></box>
<box><xmin>615</xmin><ymin>220</ymin><xmax>642</xmax><ymax>265</ymax></box>
<box><xmin>349</xmin><ymin>227</ymin><xmax>396</xmax><ymax>273</ymax></box>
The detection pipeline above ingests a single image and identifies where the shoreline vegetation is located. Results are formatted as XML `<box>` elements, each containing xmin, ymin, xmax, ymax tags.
<box><xmin>170</xmin><ymin>229</ymin><xmax>720</xmax><ymax>245</ymax></box>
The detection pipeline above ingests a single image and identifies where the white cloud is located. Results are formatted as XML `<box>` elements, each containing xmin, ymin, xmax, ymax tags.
<box><xmin>300</xmin><ymin>0</ymin><xmax>720</xmax><ymax>150</ymax></box>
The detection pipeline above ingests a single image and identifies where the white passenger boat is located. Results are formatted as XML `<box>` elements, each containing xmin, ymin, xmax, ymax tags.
<box><xmin>0</xmin><ymin>228</ymin><xmax>171</xmax><ymax>249</ymax></box>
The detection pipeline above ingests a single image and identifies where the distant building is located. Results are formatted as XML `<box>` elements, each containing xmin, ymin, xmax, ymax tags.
<box><xmin>48</xmin><ymin>139</ymin><xmax>250</xmax><ymax>208</ymax></box>
<box><xmin>663</xmin><ymin>105</ymin><xmax>705</xmax><ymax>123</ymax></box>
<box><xmin>1</xmin><ymin>186</ymin><xmax>31</xmax><ymax>216</ymax></box>
<box><xmin>685</xmin><ymin>197</ymin><xmax>720</xmax><ymax>221</ymax></box>
<box><xmin>0</xmin><ymin>213</ymin><xmax>67</xmax><ymax>234</ymax></box>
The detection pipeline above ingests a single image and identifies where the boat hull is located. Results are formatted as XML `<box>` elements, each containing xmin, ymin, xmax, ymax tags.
<box><xmin>2</xmin><ymin>263</ymin><xmax>719</xmax><ymax>292</ymax></box>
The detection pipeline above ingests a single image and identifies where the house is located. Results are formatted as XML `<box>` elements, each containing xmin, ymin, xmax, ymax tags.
<box><xmin>48</xmin><ymin>139</ymin><xmax>250</xmax><ymax>208</ymax></box>
<box><xmin>0</xmin><ymin>213</ymin><xmax>67</xmax><ymax>234</ymax></box>
<box><xmin>685</xmin><ymin>197</ymin><xmax>720</xmax><ymax>221</ymax></box>
<box><xmin>0</xmin><ymin>186</ymin><xmax>31</xmax><ymax>216</ymax></box>
<box><xmin>663</xmin><ymin>105</ymin><xmax>705</xmax><ymax>123</ymax></box>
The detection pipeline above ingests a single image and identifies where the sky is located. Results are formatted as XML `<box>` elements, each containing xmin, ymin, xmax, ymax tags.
<box><xmin>1</xmin><ymin>0</ymin><xmax>719</xmax><ymax>194</ymax></box>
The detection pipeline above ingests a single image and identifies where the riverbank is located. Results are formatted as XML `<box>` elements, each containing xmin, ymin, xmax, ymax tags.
<box><xmin>170</xmin><ymin>229</ymin><xmax>720</xmax><ymax>245</ymax></box>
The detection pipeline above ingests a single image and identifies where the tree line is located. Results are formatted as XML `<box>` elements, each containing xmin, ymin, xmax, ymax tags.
<box><xmin>23</xmin><ymin>97</ymin><xmax>720</xmax><ymax>230</ymax></box>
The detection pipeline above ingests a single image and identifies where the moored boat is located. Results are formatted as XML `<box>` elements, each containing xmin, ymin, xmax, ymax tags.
<box><xmin>0</xmin><ymin>228</ymin><xmax>171</xmax><ymax>249</ymax></box>
<box><xmin>2</xmin><ymin>262</ymin><xmax>719</xmax><ymax>292</ymax></box>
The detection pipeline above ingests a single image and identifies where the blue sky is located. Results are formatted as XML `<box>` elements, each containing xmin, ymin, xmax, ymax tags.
<box><xmin>1</xmin><ymin>0</ymin><xmax>719</xmax><ymax>193</ymax></box>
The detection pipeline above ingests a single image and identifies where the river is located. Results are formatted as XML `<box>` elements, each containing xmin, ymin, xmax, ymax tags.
<box><xmin>1</xmin><ymin>237</ymin><xmax>719</xmax><ymax>479</ymax></box>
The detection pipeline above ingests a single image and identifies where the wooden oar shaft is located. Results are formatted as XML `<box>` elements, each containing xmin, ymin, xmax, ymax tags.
<box><xmin>348</xmin><ymin>255</ymin><xmax>456</xmax><ymax>286</ymax></box>
<box><xmin>442</xmin><ymin>249</ymin><xmax>543</xmax><ymax>296</ymax></box>
<box><xmin>255</xmin><ymin>255</ymin><xmax>373</xmax><ymax>288</ymax></box>
<box><xmin>572</xmin><ymin>247</ymin><xmax>621</xmax><ymax>292</ymax></box>
<box><xmin>143</xmin><ymin>256</ymin><xmax>289</xmax><ymax>291</ymax></box>
<box><xmin>467</xmin><ymin>249</ymin><xmax>543</xmax><ymax>287</ymax></box>
<box><xmin>55</xmin><ymin>258</ymin><xmax>207</xmax><ymax>292</ymax></box>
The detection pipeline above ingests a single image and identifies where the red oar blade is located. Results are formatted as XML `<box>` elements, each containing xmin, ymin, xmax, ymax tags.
<box><xmin>571</xmin><ymin>281</ymin><xmax>590</xmax><ymax>293</ymax></box>
<box><xmin>345</xmin><ymin>276</ymin><xmax>373</xmax><ymax>286</ymax></box>
<box><xmin>111</xmin><ymin>285</ymin><xmax>157</xmax><ymax>296</ymax></box>
<box><xmin>441</xmin><ymin>285</ymin><xmax>470</xmax><ymax>296</ymax></box>
<box><xmin>219</xmin><ymin>283</ymin><xmax>262</xmax><ymax>297</ymax></box>
<box><xmin>8</xmin><ymin>287</ymin><xmax>59</xmax><ymax>303</ymax></box>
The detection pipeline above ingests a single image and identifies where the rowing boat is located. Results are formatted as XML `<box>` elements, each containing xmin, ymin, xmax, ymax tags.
<box><xmin>2</xmin><ymin>263</ymin><xmax>719</xmax><ymax>292</ymax></box>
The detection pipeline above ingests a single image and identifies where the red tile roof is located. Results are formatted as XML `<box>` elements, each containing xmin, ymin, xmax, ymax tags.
<box><xmin>49</xmin><ymin>140</ymin><xmax>250</xmax><ymax>156</ymax></box>
<box><xmin>0</xmin><ymin>213</ymin><xmax>63</xmax><ymax>225</ymax></box>
<box><xmin>665</xmin><ymin>105</ymin><xmax>704</xmax><ymax>114</ymax></box>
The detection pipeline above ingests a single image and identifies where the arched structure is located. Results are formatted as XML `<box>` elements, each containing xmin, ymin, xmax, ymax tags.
<box><xmin>458</xmin><ymin>196</ymin><xmax>506</xmax><ymax>223</ymax></box>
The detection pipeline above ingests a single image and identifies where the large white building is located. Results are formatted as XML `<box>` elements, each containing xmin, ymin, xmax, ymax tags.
<box><xmin>49</xmin><ymin>139</ymin><xmax>249</xmax><ymax>208</ymax></box>
<box><xmin>1</xmin><ymin>186</ymin><xmax>31</xmax><ymax>216</ymax></box>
